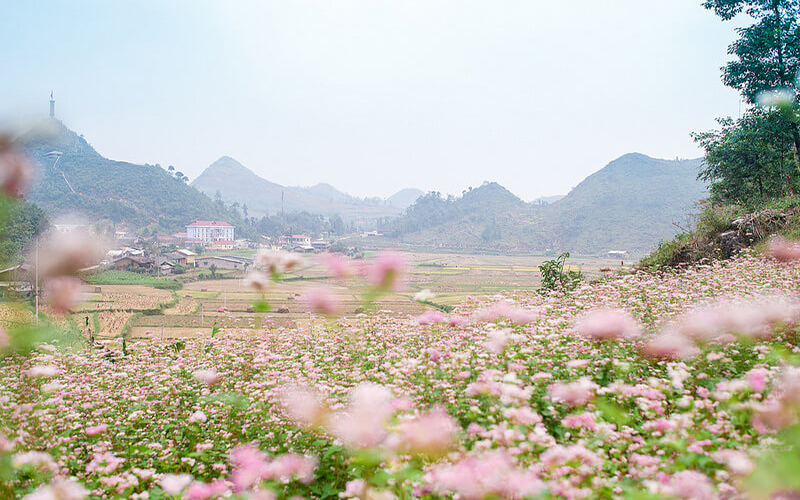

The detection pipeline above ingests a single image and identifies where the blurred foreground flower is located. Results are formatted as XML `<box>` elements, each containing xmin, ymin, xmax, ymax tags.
<box><xmin>43</xmin><ymin>276</ymin><xmax>83</xmax><ymax>314</ymax></box>
<box><xmin>575</xmin><ymin>308</ymin><xmax>640</xmax><ymax>340</ymax></box>
<box><xmin>768</xmin><ymin>238</ymin><xmax>800</xmax><ymax>262</ymax></box>
<box><xmin>192</xmin><ymin>368</ymin><xmax>221</xmax><ymax>386</ymax></box>
<box><xmin>304</xmin><ymin>286</ymin><xmax>340</xmax><ymax>316</ymax></box>
<box><xmin>366</xmin><ymin>251</ymin><xmax>406</xmax><ymax>291</ymax></box>
<box><xmin>22</xmin><ymin>477</ymin><xmax>88</xmax><ymax>500</ymax></box>
<box><xmin>0</xmin><ymin>134</ymin><xmax>33</xmax><ymax>198</ymax></box>
<box><xmin>36</xmin><ymin>230</ymin><xmax>105</xmax><ymax>278</ymax></box>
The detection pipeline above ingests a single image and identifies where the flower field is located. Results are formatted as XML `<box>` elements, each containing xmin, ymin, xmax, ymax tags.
<box><xmin>3</xmin><ymin>252</ymin><xmax>800</xmax><ymax>499</ymax></box>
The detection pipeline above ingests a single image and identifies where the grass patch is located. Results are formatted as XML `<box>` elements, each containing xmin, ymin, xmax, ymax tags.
<box><xmin>86</xmin><ymin>270</ymin><xmax>183</xmax><ymax>290</ymax></box>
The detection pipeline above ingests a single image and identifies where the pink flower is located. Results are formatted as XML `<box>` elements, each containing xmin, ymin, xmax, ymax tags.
<box><xmin>326</xmin><ymin>383</ymin><xmax>394</xmax><ymax>448</ymax></box>
<box><xmin>0</xmin><ymin>137</ymin><xmax>33</xmax><ymax>198</ymax></box>
<box><xmin>192</xmin><ymin>369</ymin><xmax>221</xmax><ymax>386</ymax></box>
<box><xmin>280</xmin><ymin>386</ymin><xmax>326</xmax><ymax>426</ymax></box>
<box><xmin>747</xmin><ymin>368</ymin><xmax>770</xmax><ymax>392</ymax></box>
<box><xmin>183</xmin><ymin>480</ymin><xmax>228</xmax><ymax>500</ymax></box>
<box><xmin>86</xmin><ymin>452</ymin><xmax>123</xmax><ymax>475</ymax></box>
<box><xmin>575</xmin><ymin>308</ymin><xmax>640</xmax><ymax>340</ymax></box>
<box><xmin>661</xmin><ymin>470</ymin><xmax>716</xmax><ymax>500</ymax></box>
<box><xmin>416</xmin><ymin>310</ymin><xmax>447</xmax><ymax>325</ymax></box>
<box><xmin>366</xmin><ymin>251</ymin><xmax>406</xmax><ymax>291</ymax></box>
<box><xmin>43</xmin><ymin>276</ymin><xmax>83</xmax><ymax>314</ymax></box>
<box><xmin>25</xmin><ymin>364</ymin><xmax>59</xmax><ymax>378</ymax></box>
<box><xmin>230</xmin><ymin>445</ymin><xmax>269</xmax><ymax>491</ymax></box>
<box><xmin>188</xmin><ymin>411</ymin><xmax>207</xmax><ymax>424</ymax></box>
<box><xmin>22</xmin><ymin>477</ymin><xmax>88</xmax><ymax>500</ymax></box>
<box><xmin>159</xmin><ymin>473</ymin><xmax>193</xmax><ymax>495</ymax></box>
<box><xmin>304</xmin><ymin>286</ymin><xmax>340</xmax><ymax>316</ymax></box>
<box><xmin>264</xmin><ymin>454</ymin><xmax>317</xmax><ymax>484</ymax></box>
<box><xmin>428</xmin><ymin>451</ymin><xmax>543</xmax><ymax>500</ymax></box>
<box><xmin>474</xmin><ymin>301</ymin><xmax>536</xmax><ymax>324</ymax></box>
<box><xmin>85</xmin><ymin>424</ymin><xmax>108</xmax><ymax>436</ymax></box>
<box><xmin>640</xmin><ymin>331</ymin><xmax>698</xmax><ymax>360</ymax></box>
<box><xmin>548</xmin><ymin>378</ymin><xmax>598</xmax><ymax>406</ymax></box>
<box><xmin>391</xmin><ymin>407</ymin><xmax>459</xmax><ymax>456</ymax></box>
<box><xmin>483</xmin><ymin>329</ymin><xmax>511</xmax><ymax>354</ymax></box>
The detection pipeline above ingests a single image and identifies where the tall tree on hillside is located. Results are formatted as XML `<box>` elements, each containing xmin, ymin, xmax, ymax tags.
<box><xmin>703</xmin><ymin>0</ymin><xmax>800</xmax><ymax>168</ymax></box>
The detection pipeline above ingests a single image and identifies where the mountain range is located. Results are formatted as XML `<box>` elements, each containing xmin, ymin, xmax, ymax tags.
<box><xmin>191</xmin><ymin>156</ymin><xmax>423</xmax><ymax>220</ymax></box>
<box><xmin>386</xmin><ymin>154</ymin><xmax>707</xmax><ymax>254</ymax></box>
<box><xmin>18</xmin><ymin>120</ymin><xmax>708</xmax><ymax>254</ymax></box>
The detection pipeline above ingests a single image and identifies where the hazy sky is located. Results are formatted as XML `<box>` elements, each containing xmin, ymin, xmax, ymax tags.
<box><xmin>1</xmin><ymin>1</ymin><xmax>745</xmax><ymax>200</ymax></box>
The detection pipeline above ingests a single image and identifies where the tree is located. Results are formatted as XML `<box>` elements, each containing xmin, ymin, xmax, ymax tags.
<box><xmin>703</xmin><ymin>0</ymin><xmax>800</xmax><ymax>168</ymax></box>
<box><xmin>168</xmin><ymin>165</ymin><xmax>175</xmax><ymax>173</ymax></box>
<box><xmin>694</xmin><ymin>108</ymin><xmax>796</xmax><ymax>205</ymax></box>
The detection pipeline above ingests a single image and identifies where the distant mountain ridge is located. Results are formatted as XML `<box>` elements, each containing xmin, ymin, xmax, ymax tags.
<box><xmin>384</xmin><ymin>153</ymin><xmax>707</xmax><ymax>254</ymax></box>
<box><xmin>192</xmin><ymin>156</ymin><xmax>420</xmax><ymax>220</ymax></box>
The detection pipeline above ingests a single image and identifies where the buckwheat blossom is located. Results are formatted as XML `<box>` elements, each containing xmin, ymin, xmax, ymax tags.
<box><xmin>280</xmin><ymin>386</ymin><xmax>326</xmax><ymax>426</ymax></box>
<box><xmin>416</xmin><ymin>309</ymin><xmax>447</xmax><ymax>325</ymax></box>
<box><xmin>264</xmin><ymin>453</ymin><xmax>317</xmax><ymax>484</ymax></box>
<box><xmin>326</xmin><ymin>383</ymin><xmax>394</xmax><ymax>448</ymax></box>
<box><xmin>474</xmin><ymin>300</ymin><xmax>536</xmax><ymax>324</ymax></box>
<box><xmin>43</xmin><ymin>276</ymin><xmax>83</xmax><ymax>314</ymax></box>
<box><xmin>22</xmin><ymin>477</ymin><xmax>89</xmax><ymax>500</ymax></box>
<box><xmin>188</xmin><ymin>410</ymin><xmax>208</xmax><ymax>424</ymax></box>
<box><xmin>230</xmin><ymin>445</ymin><xmax>269</xmax><ymax>491</ymax></box>
<box><xmin>574</xmin><ymin>308</ymin><xmax>640</xmax><ymax>340</ymax></box>
<box><xmin>86</xmin><ymin>451</ymin><xmax>123</xmax><ymax>475</ymax></box>
<box><xmin>159</xmin><ymin>473</ymin><xmax>194</xmax><ymax>495</ymax></box>
<box><xmin>85</xmin><ymin>424</ymin><xmax>108</xmax><ymax>436</ymax></box>
<box><xmin>661</xmin><ymin>470</ymin><xmax>717</xmax><ymax>500</ymax></box>
<box><xmin>192</xmin><ymin>368</ymin><xmax>221</xmax><ymax>386</ymax></box>
<box><xmin>13</xmin><ymin>451</ymin><xmax>57</xmax><ymax>472</ymax></box>
<box><xmin>483</xmin><ymin>328</ymin><xmax>511</xmax><ymax>354</ymax></box>
<box><xmin>640</xmin><ymin>331</ymin><xmax>699</xmax><ymax>360</ymax></box>
<box><xmin>183</xmin><ymin>479</ymin><xmax>229</xmax><ymax>500</ymax></box>
<box><xmin>366</xmin><ymin>251</ymin><xmax>405</xmax><ymax>291</ymax></box>
<box><xmin>427</xmin><ymin>451</ymin><xmax>544</xmax><ymax>500</ymax></box>
<box><xmin>712</xmin><ymin>450</ymin><xmax>753</xmax><ymax>476</ymax></box>
<box><xmin>390</xmin><ymin>407</ymin><xmax>459</xmax><ymax>456</ymax></box>
<box><xmin>25</xmin><ymin>364</ymin><xmax>59</xmax><ymax>378</ymax></box>
<box><xmin>303</xmin><ymin>286</ymin><xmax>340</xmax><ymax>316</ymax></box>
<box><xmin>548</xmin><ymin>378</ymin><xmax>598</xmax><ymax>406</ymax></box>
<box><xmin>339</xmin><ymin>479</ymin><xmax>366</xmax><ymax>499</ymax></box>
<box><xmin>0</xmin><ymin>135</ymin><xmax>33</xmax><ymax>198</ymax></box>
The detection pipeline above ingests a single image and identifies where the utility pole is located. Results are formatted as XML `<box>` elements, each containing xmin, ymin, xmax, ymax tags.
<box><xmin>34</xmin><ymin>239</ymin><xmax>39</xmax><ymax>325</ymax></box>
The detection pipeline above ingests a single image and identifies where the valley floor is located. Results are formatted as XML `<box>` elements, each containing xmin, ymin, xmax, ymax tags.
<box><xmin>2</xmin><ymin>252</ymin><xmax>799</xmax><ymax>498</ymax></box>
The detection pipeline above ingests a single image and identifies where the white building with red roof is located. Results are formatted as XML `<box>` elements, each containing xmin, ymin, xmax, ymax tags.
<box><xmin>186</xmin><ymin>221</ymin><xmax>234</xmax><ymax>245</ymax></box>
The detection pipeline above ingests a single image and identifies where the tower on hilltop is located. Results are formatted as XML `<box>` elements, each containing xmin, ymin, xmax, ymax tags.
<box><xmin>49</xmin><ymin>91</ymin><xmax>55</xmax><ymax>118</ymax></box>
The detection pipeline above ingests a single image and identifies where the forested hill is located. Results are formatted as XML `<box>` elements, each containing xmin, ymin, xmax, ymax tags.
<box><xmin>381</xmin><ymin>154</ymin><xmax>708</xmax><ymax>254</ymax></box>
<box><xmin>20</xmin><ymin>120</ymin><xmax>241</xmax><ymax>234</ymax></box>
